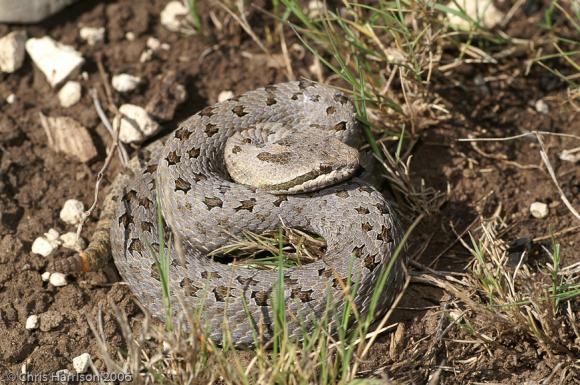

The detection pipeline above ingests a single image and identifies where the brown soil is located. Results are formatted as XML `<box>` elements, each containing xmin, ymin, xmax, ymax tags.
<box><xmin>0</xmin><ymin>0</ymin><xmax>578</xmax><ymax>383</ymax></box>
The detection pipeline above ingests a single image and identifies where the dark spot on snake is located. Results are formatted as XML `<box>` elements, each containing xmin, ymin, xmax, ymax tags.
<box><xmin>309</xmin><ymin>123</ymin><xmax>323</xmax><ymax>129</ymax></box>
<box><xmin>352</xmin><ymin>246</ymin><xmax>364</xmax><ymax>257</ymax></box>
<box><xmin>284</xmin><ymin>275</ymin><xmax>299</xmax><ymax>286</ymax></box>
<box><xmin>140</xmin><ymin>221</ymin><xmax>154</xmax><ymax>233</ymax></box>
<box><xmin>291</xmin><ymin>92</ymin><xmax>302</xmax><ymax>100</ymax></box>
<box><xmin>188</xmin><ymin>146</ymin><xmax>200</xmax><ymax>158</ymax></box>
<box><xmin>334</xmin><ymin>121</ymin><xmax>347</xmax><ymax>131</ymax></box>
<box><xmin>326</xmin><ymin>106</ymin><xmax>336</xmax><ymax>115</ymax></box>
<box><xmin>364</xmin><ymin>255</ymin><xmax>379</xmax><ymax>270</ymax></box>
<box><xmin>273</xmin><ymin>195</ymin><xmax>287</xmax><ymax>207</ymax></box>
<box><xmin>201</xmin><ymin>271</ymin><xmax>222</xmax><ymax>279</ymax></box>
<box><xmin>174</xmin><ymin>177</ymin><xmax>192</xmax><ymax>193</ymax></box>
<box><xmin>237</xmin><ymin>276</ymin><xmax>258</xmax><ymax>287</ymax></box>
<box><xmin>232</xmin><ymin>105</ymin><xmax>248</xmax><ymax>117</ymax></box>
<box><xmin>319</xmin><ymin>164</ymin><xmax>333</xmax><ymax>173</ymax></box>
<box><xmin>293</xmin><ymin>206</ymin><xmax>303</xmax><ymax>214</ymax></box>
<box><xmin>257</xmin><ymin>152</ymin><xmax>292</xmax><ymax>164</ymax></box>
<box><xmin>213</xmin><ymin>286</ymin><xmax>234</xmax><ymax>302</ymax></box>
<box><xmin>203</xmin><ymin>197</ymin><xmax>223</xmax><ymax>209</ymax></box>
<box><xmin>335</xmin><ymin>190</ymin><xmax>349</xmax><ymax>198</ymax></box>
<box><xmin>291</xmin><ymin>288</ymin><xmax>314</xmax><ymax>303</ymax></box>
<box><xmin>138</xmin><ymin>197</ymin><xmax>154</xmax><ymax>209</ymax></box>
<box><xmin>118</xmin><ymin>212</ymin><xmax>134</xmax><ymax>227</ymax></box>
<box><xmin>311</xmin><ymin>94</ymin><xmax>320</xmax><ymax>102</ymax></box>
<box><xmin>174</xmin><ymin>127</ymin><xmax>192</xmax><ymax>140</ymax></box>
<box><xmin>193</xmin><ymin>173</ymin><xmax>207</xmax><ymax>182</ymax></box>
<box><xmin>334</xmin><ymin>93</ymin><xmax>349</xmax><ymax>105</ymax></box>
<box><xmin>145</xmin><ymin>163</ymin><xmax>158</xmax><ymax>175</ymax></box>
<box><xmin>184</xmin><ymin>202</ymin><xmax>192</xmax><ymax>210</ymax></box>
<box><xmin>150</xmin><ymin>262</ymin><xmax>160</xmax><ymax>281</ymax></box>
<box><xmin>234</xmin><ymin>199</ymin><xmax>256</xmax><ymax>212</ymax></box>
<box><xmin>180</xmin><ymin>278</ymin><xmax>200</xmax><ymax>296</ymax></box>
<box><xmin>124</xmin><ymin>189</ymin><xmax>138</xmax><ymax>202</ymax></box>
<box><xmin>266</xmin><ymin>94</ymin><xmax>277</xmax><ymax>106</ymax></box>
<box><xmin>298</xmin><ymin>79</ymin><xmax>315</xmax><ymax>89</ymax></box>
<box><xmin>232</xmin><ymin>145</ymin><xmax>242</xmax><ymax>154</ymax></box>
<box><xmin>376</xmin><ymin>203</ymin><xmax>389</xmax><ymax>215</ymax></box>
<box><xmin>252</xmin><ymin>291</ymin><xmax>269</xmax><ymax>306</ymax></box>
<box><xmin>358</xmin><ymin>185</ymin><xmax>373</xmax><ymax>193</ymax></box>
<box><xmin>166</xmin><ymin>150</ymin><xmax>181</xmax><ymax>166</ymax></box>
<box><xmin>376</xmin><ymin>225</ymin><xmax>391</xmax><ymax>242</ymax></box>
<box><xmin>199</xmin><ymin>106</ymin><xmax>215</xmax><ymax>117</ymax></box>
<box><xmin>362</xmin><ymin>222</ymin><xmax>373</xmax><ymax>232</ymax></box>
<box><xmin>129</xmin><ymin>239</ymin><xmax>144</xmax><ymax>253</ymax></box>
<box><xmin>318</xmin><ymin>268</ymin><xmax>333</xmax><ymax>278</ymax></box>
<box><xmin>243</xmin><ymin>138</ymin><xmax>252</xmax><ymax>144</ymax></box>
<box><xmin>355</xmin><ymin>206</ymin><xmax>370</xmax><ymax>214</ymax></box>
<box><xmin>205</xmin><ymin>123</ymin><xmax>219</xmax><ymax>137</ymax></box>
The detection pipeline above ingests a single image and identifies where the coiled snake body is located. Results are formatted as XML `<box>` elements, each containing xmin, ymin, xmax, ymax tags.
<box><xmin>105</xmin><ymin>81</ymin><xmax>404</xmax><ymax>345</ymax></box>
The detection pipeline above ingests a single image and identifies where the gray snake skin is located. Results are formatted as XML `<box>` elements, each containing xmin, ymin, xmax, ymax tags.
<box><xmin>109</xmin><ymin>80</ymin><xmax>404</xmax><ymax>345</ymax></box>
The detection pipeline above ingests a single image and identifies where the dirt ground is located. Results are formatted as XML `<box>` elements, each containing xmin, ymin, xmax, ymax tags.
<box><xmin>0</xmin><ymin>0</ymin><xmax>578</xmax><ymax>383</ymax></box>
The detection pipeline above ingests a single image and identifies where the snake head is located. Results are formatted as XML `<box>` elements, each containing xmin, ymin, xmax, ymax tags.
<box><xmin>224</xmin><ymin>123</ymin><xmax>360</xmax><ymax>194</ymax></box>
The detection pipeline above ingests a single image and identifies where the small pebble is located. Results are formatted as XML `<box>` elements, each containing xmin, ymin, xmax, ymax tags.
<box><xmin>79</xmin><ymin>26</ymin><xmax>105</xmax><ymax>46</ymax></box>
<box><xmin>447</xmin><ymin>0</ymin><xmax>504</xmax><ymax>30</ymax></box>
<box><xmin>31</xmin><ymin>229</ymin><xmax>61</xmax><ymax>257</ymax></box>
<box><xmin>6</xmin><ymin>93</ymin><xmax>15</xmax><ymax>104</ymax></box>
<box><xmin>140</xmin><ymin>49</ymin><xmax>153</xmax><ymax>63</ymax></box>
<box><xmin>0</xmin><ymin>30</ymin><xmax>27</xmax><ymax>73</ymax></box>
<box><xmin>25</xmin><ymin>315</ymin><xmax>39</xmax><ymax>330</ymax></box>
<box><xmin>49</xmin><ymin>272</ymin><xmax>68</xmax><ymax>287</ymax></box>
<box><xmin>146</xmin><ymin>37</ymin><xmax>161</xmax><ymax>50</ymax></box>
<box><xmin>112</xmin><ymin>73</ymin><xmax>141</xmax><ymax>93</ymax></box>
<box><xmin>534</xmin><ymin>99</ymin><xmax>549</xmax><ymax>114</ymax></box>
<box><xmin>41</xmin><ymin>271</ymin><xmax>51</xmax><ymax>281</ymax></box>
<box><xmin>160</xmin><ymin>43</ymin><xmax>170</xmax><ymax>50</ymax></box>
<box><xmin>559</xmin><ymin>148</ymin><xmax>580</xmax><ymax>163</ymax></box>
<box><xmin>59</xmin><ymin>199</ymin><xmax>85</xmax><ymax>225</ymax></box>
<box><xmin>60</xmin><ymin>232</ymin><xmax>86</xmax><ymax>251</ymax></box>
<box><xmin>160</xmin><ymin>1</ymin><xmax>189</xmax><ymax>32</ymax></box>
<box><xmin>72</xmin><ymin>352</ymin><xmax>91</xmax><ymax>373</ymax></box>
<box><xmin>530</xmin><ymin>201</ymin><xmax>549</xmax><ymax>219</ymax></box>
<box><xmin>217</xmin><ymin>90</ymin><xmax>234</xmax><ymax>102</ymax></box>
<box><xmin>58</xmin><ymin>81</ymin><xmax>82</xmax><ymax>108</ymax></box>
<box><xmin>125</xmin><ymin>32</ymin><xmax>136</xmax><ymax>41</ymax></box>
<box><xmin>114</xmin><ymin>104</ymin><xmax>160</xmax><ymax>143</ymax></box>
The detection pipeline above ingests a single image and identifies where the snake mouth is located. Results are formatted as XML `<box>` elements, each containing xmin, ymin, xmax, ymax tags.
<box><xmin>264</xmin><ymin>164</ymin><xmax>359</xmax><ymax>194</ymax></box>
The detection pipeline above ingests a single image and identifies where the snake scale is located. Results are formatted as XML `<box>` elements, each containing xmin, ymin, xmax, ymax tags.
<box><xmin>80</xmin><ymin>80</ymin><xmax>405</xmax><ymax>345</ymax></box>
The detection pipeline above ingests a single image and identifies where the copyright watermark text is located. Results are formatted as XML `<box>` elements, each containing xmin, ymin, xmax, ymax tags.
<box><xmin>2</xmin><ymin>371</ymin><xmax>133</xmax><ymax>383</ymax></box>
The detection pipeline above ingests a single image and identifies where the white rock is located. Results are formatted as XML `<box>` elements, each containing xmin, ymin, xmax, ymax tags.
<box><xmin>25</xmin><ymin>36</ymin><xmax>85</xmax><ymax>88</ymax></box>
<box><xmin>25</xmin><ymin>314</ymin><xmax>39</xmax><ymax>330</ymax></box>
<box><xmin>125</xmin><ymin>32</ymin><xmax>135</xmax><ymax>41</ymax></box>
<box><xmin>114</xmin><ymin>104</ymin><xmax>160</xmax><ymax>143</ymax></box>
<box><xmin>160</xmin><ymin>43</ymin><xmax>170</xmax><ymax>51</ymax></box>
<box><xmin>559</xmin><ymin>147</ymin><xmax>580</xmax><ymax>163</ymax></box>
<box><xmin>41</xmin><ymin>271</ymin><xmax>51</xmax><ymax>281</ymax></box>
<box><xmin>447</xmin><ymin>0</ymin><xmax>504</xmax><ymax>30</ymax></box>
<box><xmin>6</xmin><ymin>93</ymin><xmax>15</xmax><ymax>104</ymax></box>
<box><xmin>49</xmin><ymin>272</ymin><xmax>67</xmax><ymax>287</ymax></box>
<box><xmin>139</xmin><ymin>49</ymin><xmax>153</xmax><ymax>63</ymax></box>
<box><xmin>45</xmin><ymin>228</ymin><xmax>60</xmax><ymax>242</ymax></box>
<box><xmin>0</xmin><ymin>30</ymin><xmax>26</xmax><ymax>73</ymax></box>
<box><xmin>534</xmin><ymin>99</ymin><xmax>549</xmax><ymax>114</ymax></box>
<box><xmin>161</xmin><ymin>1</ymin><xmax>189</xmax><ymax>32</ymax></box>
<box><xmin>79</xmin><ymin>26</ymin><xmax>105</xmax><ymax>46</ymax></box>
<box><xmin>146</xmin><ymin>37</ymin><xmax>161</xmax><ymax>50</ymax></box>
<box><xmin>60</xmin><ymin>232</ymin><xmax>86</xmax><ymax>251</ymax></box>
<box><xmin>530</xmin><ymin>202</ymin><xmax>549</xmax><ymax>219</ymax></box>
<box><xmin>217</xmin><ymin>90</ymin><xmax>234</xmax><ymax>102</ymax></box>
<box><xmin>31</xmin><ymin>229</ymin><xmax>61</xmax><ymax>257</ymax></box>
<box><xmin>58</xmin><ymin>81</ymin><xmax>81</xmax><ymax>108</ymax></box>
<box><xmin>112</xmin><ymin>73</ymin><xmax>141</xmax><ymax>93</ymax></box>
<box><xmin>59</xmin><ymin>199</ymin><xmax>85</xmax><ymax>225</ymax></box>
<box><xmin>72</xmin><ymin>352</ymin><xmax>91</xmax><ymax>373</ymax></box>
<box><xmin>307</xmin><ymin>0</ymin><xmax>327</xmax><ymax>18</ymax></box>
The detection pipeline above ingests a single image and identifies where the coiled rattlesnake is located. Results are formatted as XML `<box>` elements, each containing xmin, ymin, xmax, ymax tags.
<box><xmin>81</xmin><ymin>80</ymin><xmax>404</xmax><ymax>345</ymax></box>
